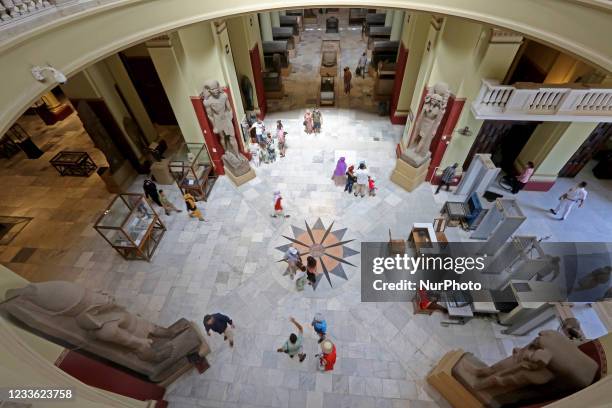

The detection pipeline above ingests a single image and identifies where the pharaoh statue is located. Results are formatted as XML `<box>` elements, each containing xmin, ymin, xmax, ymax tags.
<box><xmin>451</xmin><ymin>330</ymin><xmax>598</xmax><ymax>407</ymax></box>
<box><xmin>1</xmin><ymin>281</ymin><xmax>209</xmax><ymax>383</ymax></box>
<box><xmin>201</xmin><ymin>80</ymin><xmax>250</xmax><ymax>176</ymax></box>
<box><xmin>402</xmin><ymin>82</ymin><xmax>450</xmax><ymax>167</ymax></box>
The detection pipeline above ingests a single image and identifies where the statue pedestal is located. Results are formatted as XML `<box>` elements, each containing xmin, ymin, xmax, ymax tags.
<box><xmin>426</xmin><ymin>350</ymin><xmax>483</xmax><ymax>408</ymax></box>
<box><xmin>225</xmin><ymin>166</ymin><xmax>256</xmax><ymax>186</ymax></box>
<box><xmin>390</xmin><ymin>157</ymin><xmax>430</xmax><ymax>192</ymax></box>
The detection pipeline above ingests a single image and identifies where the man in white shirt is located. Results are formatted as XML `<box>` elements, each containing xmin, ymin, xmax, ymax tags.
<box><xmin>550</xmin><ymin>182</ymin><xmax>588</xmax><ymax>220</ymax></box>
<box><xmin>249</xmin><ymin>119</ymin><xmax>265</xmax><ymax>144</ymax></box>
<box><xmin>354</xmin><ymin>162</ymin><xmax>369</xmax><ymax>197</ymax></box>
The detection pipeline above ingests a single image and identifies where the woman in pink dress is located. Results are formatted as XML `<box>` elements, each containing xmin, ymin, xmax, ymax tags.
<box><xmin>303</xmin><ymin>110</ymin><xmax>314</xmax><ymax>134</ymax></box>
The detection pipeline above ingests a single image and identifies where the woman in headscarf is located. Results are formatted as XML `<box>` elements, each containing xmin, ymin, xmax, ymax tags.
<box><xmin>303</xmin><ymin>110</ymin><xmax>314</xmax><ymax>134</ymax></box>
<box><xmin>332</xmin><ymin>157</ymin><xmax>347</xmax><ymax>186</ymax></box>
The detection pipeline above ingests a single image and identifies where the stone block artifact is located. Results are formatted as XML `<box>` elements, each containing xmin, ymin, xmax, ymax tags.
<box><xmin>450</xmin><ymin>330</ymin><xmax>598</xmax><ymax>407</ymax></box>
<box><xmin>1</xmin><ymin>281</ymin><xmax>209</xmax><ymax>383</ymax></box>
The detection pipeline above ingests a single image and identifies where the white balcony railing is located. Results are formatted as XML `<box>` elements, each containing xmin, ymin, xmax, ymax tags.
<box><xmin>472</xmin><ymin>79</ymin><xmax>612</xmax><ymax>122</ymax></box>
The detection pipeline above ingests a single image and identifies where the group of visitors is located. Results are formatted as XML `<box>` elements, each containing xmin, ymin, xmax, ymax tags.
<box><xmin>283</xmin><ymin>246</ymin><xmax>318</xmax><ymax>291</ymax></box>
<box><xmin>332</xmin><ymin>158</ymin><xmax>376</xmax><ymax>197</ymax></box>
<box><xmin>303</xmin><ymin>107</ymin><xmax>322</xmax><ymax>134</ymax></box>
<box><xmin>204</xmin><ymin>311</ymin><xmax>336</xmax><ymax>372</ymax></box>
<box><xmin>249</xmin><ymin>119</ymin><xmax>287</xmax><ymax>166</ymax></box>
<box><xmin>143</xmin><ymin>178</ymin><xmax>206</xmax><ymax>222</ymax></box>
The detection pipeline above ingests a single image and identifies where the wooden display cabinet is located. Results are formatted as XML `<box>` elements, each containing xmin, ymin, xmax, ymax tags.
<box><xmin>95</xmin><ymin>194</ymin><xmax>166</xmax><ymax>261</ymax></box>
<box><xmin>169</xmin><ymin>143</ymin><xmax>216</xmax><ymax>201</ymax></box>
<box><xmin>319</xmin><ymin>76</ymin><xmax>336</xmax><ymax>107</ymax></box>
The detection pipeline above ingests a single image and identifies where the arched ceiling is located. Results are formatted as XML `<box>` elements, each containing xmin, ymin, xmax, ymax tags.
<box><xmin>1</xmin><ymin>0</ymin><xmax>611</xmax><ymax>133</ymax></box>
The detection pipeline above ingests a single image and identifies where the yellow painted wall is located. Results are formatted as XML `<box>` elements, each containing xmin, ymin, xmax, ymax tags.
<box><xmin>227</xmin><ymin>14</ymin><xmax>262</xmax><ymax>112</ymax></box>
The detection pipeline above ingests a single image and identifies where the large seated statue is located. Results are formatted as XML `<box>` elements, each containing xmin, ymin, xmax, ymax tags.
<box><xmin>451</xmin><ymin>330</ymin><xmax>598</xmax><ymax>407</ymax></box>
<box><xmin>1</xmin><ymin>281</ymin><xmax>209</xmax><ymax>383</ymax></box>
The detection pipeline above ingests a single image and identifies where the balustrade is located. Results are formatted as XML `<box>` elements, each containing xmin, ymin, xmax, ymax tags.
<box><xmin>1</xmin><ymin>0</ymin><xmax>52</xmax><ymax>25</ymax></box>
<box><xmin>472</xmin><ymin>79</ymin><xmax>612</xmax><ymax>122</ymax></box>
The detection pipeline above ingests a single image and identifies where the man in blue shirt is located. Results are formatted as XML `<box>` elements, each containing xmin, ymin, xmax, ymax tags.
<box><xmin>203</xmin><ymin>313</ymin><xmax>235</xmax><ymax>347</ymax></box>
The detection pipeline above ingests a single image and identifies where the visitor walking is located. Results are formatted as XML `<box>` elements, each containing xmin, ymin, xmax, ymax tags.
<box><xmin>512</xmin><ymin>161</ymin><xmax>535</xmax><ymax>194</ymax></box>
<box><xmin>311</xmin><ymin>313</ymin><xmax>327</xmax><ymax>343</ymax></box>
<box><xmin>277</xmin><ymin>120</ymin><xmax>287</xmax><ymax>158</ymax></box>
<box><xmin>272</xmin><ymin>191</ymin><xmax>290</xmax><ymax>218</ymax></box>
<box><xmin>250</xmin><ymin>118</ymin><xmax>266</xmax><ymax>143</ymax></box>
<box><xmin>249</xmin><ymin>140</ymin><xmax>260</xmax><ymax>167</ymax></box>
<box><xmin>332</xmin><ymin>157</ymin><xmax>347</xmax><ymax>186</ymax></box>
<box><xmin>357</xmin><ymin>52</ymin><xmax>367</xmax><ymax>78</ymax></box>
<box><xmin>284</xmin><ymin>246</ymin><xmax>301</xmax><ymax>279</ymax></box>
<box><xmin>277</xmin><ymin>317</ymin><xmax>307</xmax><ymax>362</ymax></box>
<box><xmin>294</xmin><ymin>263</ymin><xmax>307</xmax><ymax>291</ymax></box>
<box><xmin>343</xmin><ymin>67</ymin><xmax>352</xmax><ymax>95</ymax></box>
<box><xmin>368</xmin><ymin>177</ymin><xmax>377</xmax><ymax>196</ymax></box>
<box><xmin>158</xmin><ymin>190</ymin><xmax>183</xmax><ymax>215</ymax></box>
<box><xmin>304</xmin><ymin>110</ymin><xmax>314</xmax><ymax>134</ymax></box>
<box><xmin>266</xmin><ymin>132</ymin><xmax>276</xmax><ymax>162</ymax></box>
<box><xmin>143</xmin><ymin>178</ymin><xmax>162</xmax><ymax>206</ymax></box>
<box><xmin>344</xmin><ymin>165</ymin><xmax>356</xmax><ymax>193</ymax></box>
<box><xmin>353</xmin><ymin>162</ymin><xmax>369</xmax><ymax>197</ymax></box>
<box><xmin>306</xmin><ymin>256</ymin><xmax>317</xmax><ymax>286</ymax></box>
<box><xmin>435</xmin><ymin>163</ymin><xmax>458</xmax><ymax>194</ymax></box>
<box><xmin>184</xmin><ymin>193</ymin><xmax>206</xmax><ymax>222</ymax></box>
<box><xmin>316</xmin><ymin>339</ymin><xmax>337</xmax><ymax>372</ymax></box>
<box><xmin>550</xmin><ymin>182</ymin><xmax>588</xmax><ymax>221</ymax></box>
<box><xmin>203</xmin><ymin>313</ymin><xmax>235</xmax><ymax>347</ymax></box>
<box><xmin>312</xmin><ymin>107</ymin><xmax>322</xmax><ymax>133</ymax></box>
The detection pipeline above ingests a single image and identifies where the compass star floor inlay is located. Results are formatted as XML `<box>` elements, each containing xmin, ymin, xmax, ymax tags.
<box><xmin>276</xmin><ymin>218</ymin><xmax>359</xmax><ymax>289</ymax></box>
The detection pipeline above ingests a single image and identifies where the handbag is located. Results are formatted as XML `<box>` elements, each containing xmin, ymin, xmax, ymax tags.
<box><xmin>355</xmin><ymin>66</ymin><xmax>361</xmax><ymax>76</ymax></box>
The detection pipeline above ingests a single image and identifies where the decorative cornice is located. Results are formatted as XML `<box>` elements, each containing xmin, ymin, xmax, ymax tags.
<box><xmin>430</xmin><ymin>15</ymin><xmax>444</xmax><ymax>31</ymax></box>
<box><xmin>144</xmin><ymin>34</ymin><xmax>171</xmax><ymax>48</ymax></box>
<box><xmin>214</xmin><ymin>20</ymin><xmax>227</xmax><ymax>34</ymax></box>
<box><xmin>490</xmin><ymin>28</ymin><xmax>523</xmax><ymax>44</ymax></box>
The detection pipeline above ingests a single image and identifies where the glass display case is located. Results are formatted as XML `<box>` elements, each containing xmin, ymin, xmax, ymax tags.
<box><xmin>94</xmin><ymin>194</ymin><xmax>166</xmax><ymax>261</ymax></box>
<box><xmin>169</xmin><ymin>143</ymin><xmax>216</xmax><ymax>201</ymax></box>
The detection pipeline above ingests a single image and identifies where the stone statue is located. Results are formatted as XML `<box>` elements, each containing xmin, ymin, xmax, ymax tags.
<box><xmin>201</xmin><ymin>79</ymin><xmax>250</xmax><ymax>175</ymax></box>
<box><xmin>402</xmin><ymin>82</ymin><xmax>450</xmax><ymax>167</ymax></box>
<box><xmin>1</xmin><ymin>281</ymin><xmax>209</xmax><ymax>383</ymax></box>
<box><xmin>452</xmin><ymin>330</ymin><xmax>597</xmax><ymax>407</ymax></box>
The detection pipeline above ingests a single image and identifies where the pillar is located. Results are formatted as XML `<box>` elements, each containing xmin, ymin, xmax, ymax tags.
<box><xmin>227</xmin><ymin>14</ymin><xmax>265</xmax><ymax>115</ymax></box>
<box><xmin>259</xmin><ymin>12</ymin><xmax>273</xmax><ymax>41</ymax></box>
<box><xmin>515</xmin><ymin>122</ymin><xmax>597</xmax><ymax>190</ymax></box>
<box><xmin>279</xmin><ymin>10</ymin><xmax>286</xmax><ymax>16</ymax></box>
<box><xmin>61</xmin><ymin>62</ymin><xmax>146</xmax><ymax>164</ymax></box>
<box><xmin>271</xmin><ymin>11</ymin><xmax>280</xmax><ymax>27</ymax></box>
<box><xmin>104</xmin><ymin>54</ymin><xmax>158</xmax><ymax>144</ymax></box>
<box><xmin>439</xmin><ymin>28</ymin><xmax>523</xmax><ymax>171</ymax></box>
<box><xmin>390</xmin><ymin>10</ymin><xmax>404</xmax><ymax>41</ymax></box>
<box><xmin>384</xmin><ymin>10</ymin><xmax>394</xmax><ymax>27</ymax></box>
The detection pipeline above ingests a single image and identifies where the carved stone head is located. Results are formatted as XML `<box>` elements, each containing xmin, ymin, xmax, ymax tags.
<box><xmin>202</xmin><ymin>79</ymin><xmax>222</xmax><ymax>99</ymax></box>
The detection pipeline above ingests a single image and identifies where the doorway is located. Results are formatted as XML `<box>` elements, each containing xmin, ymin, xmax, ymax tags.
<box><xmin>464</xmin><ymin>120</ymin><xmax>539</xmax><ymax>173</ymax></box>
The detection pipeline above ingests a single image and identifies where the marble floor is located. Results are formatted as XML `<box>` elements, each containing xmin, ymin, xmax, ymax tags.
<box><xmin>1</xmin><ymin>10</ymin><xmax>611</xmax><ymax>408</ymax></box>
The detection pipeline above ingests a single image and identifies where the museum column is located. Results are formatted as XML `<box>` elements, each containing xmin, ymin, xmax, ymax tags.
<box><xmin>390</xmin><ymin>10</ymin><xmax>404</xmax><ymax>41</ymax></box>
<box><xmin>437</xmin><ymin>29</ymin><xmax>523</xmax><ymax>176</ymax></box>
<box><xmin>515</xmin><ymin>121</ymin><xmax>598</xmax><ymax>191</ymax></box>
<box><xmin>259</xmin><ymin>12</ymin><xmax>273</xmax><ymax>42</ymax></box>
<box><xmin>271</xmin><ymin>11</ymin><xmax>280</xmax><ymax>27</ymax></box>
<box><xmin>389</xmin><ymin>12</ymin><xmax>434</xmax><ymax>125</ymax></box>
<box><xmin>384</xmin><ymin>10</ymin><xmax>394</xmax><ymax>27</ymax></box>
<box><xmin>227</xmin><ymin>14</ymin><xmax>266</xmax><ymax>116</ymax></box>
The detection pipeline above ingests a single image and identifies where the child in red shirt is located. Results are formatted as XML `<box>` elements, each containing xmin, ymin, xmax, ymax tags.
<box><xmin>272</xmin><ymin>191</ymin><xmax>290</xmax><ymax>218</ymax></box>
<box><xmin>368</xmin><ymin>176</ymin><xmax>377</xmax><ymax>196</ymax></box>
<box><xmin>317</xmin><ymin>340</ymin><xmax>337</xmax><ymax>371</ymax></box>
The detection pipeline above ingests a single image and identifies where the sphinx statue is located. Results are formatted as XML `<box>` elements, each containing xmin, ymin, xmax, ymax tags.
<box><xmin>402</xmin><ymin>82</ymin><xmax>450</xmax><ymax>168</ymax></box>
<box><xmin>451</xmin><ymin>330</ymin><xmax>598</xmax><ymax>407</ymax></box>
<box><xmin>201</xmin><ymin>80</ymin><xmax>250</xmax><ymax>176</ymax></box>
<box><xmin>1</xmin><ymin>281</ymin><xmax>209</xmax><ymax>383</ymax></box>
